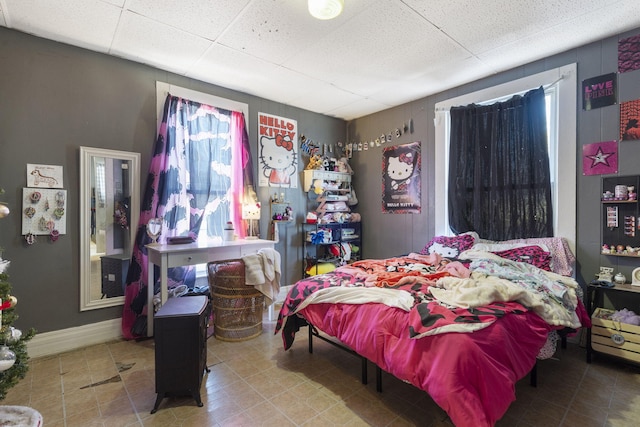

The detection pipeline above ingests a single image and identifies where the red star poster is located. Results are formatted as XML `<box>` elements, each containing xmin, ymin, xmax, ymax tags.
<box><xmin>582</xmin><ymin>140</ymin><xmax>618</xmax><ymax>176</ymax></box>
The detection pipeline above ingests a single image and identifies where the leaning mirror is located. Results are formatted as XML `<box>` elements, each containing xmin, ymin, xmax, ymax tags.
<box><xmin>80</xmin><ymin>147</ymin><xmax>140</xmax><ymax>311</ymax></box>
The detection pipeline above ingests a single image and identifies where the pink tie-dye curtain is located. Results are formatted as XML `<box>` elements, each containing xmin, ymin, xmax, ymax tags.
<box><xmin>121</xmin><ymin>94</ymin><xmax>254</xmax><ymax>339</ymax></box>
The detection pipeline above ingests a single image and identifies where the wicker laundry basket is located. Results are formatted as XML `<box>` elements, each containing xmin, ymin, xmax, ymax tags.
<box><xmin>207</xmin><ymin>259</ymin><xmax>264</xmax><ymax>341</ymax></box>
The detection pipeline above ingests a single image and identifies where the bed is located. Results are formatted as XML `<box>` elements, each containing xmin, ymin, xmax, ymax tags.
<box><xmin>274</xmin><ymin>234</ymin><xmax>590</xmax><ymax>427</ymax></box>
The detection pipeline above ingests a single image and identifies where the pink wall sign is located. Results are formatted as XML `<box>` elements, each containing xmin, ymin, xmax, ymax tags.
<box><xmin>583</xmin><ymin>140</ymin><xmax>618</xmax><ymax>176</ymax></box>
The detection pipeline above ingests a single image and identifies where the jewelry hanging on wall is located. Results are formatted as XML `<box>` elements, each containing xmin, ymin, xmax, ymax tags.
<box><xmin>24</xmin><ymin>206</ymin><xmax>35</xmax><ymax>218</ymax></box>
<box><xmin>55</xmin><ymin>191</ymin><xmax>65</xmax><ymax>207</ymax></box>
<box><xmin>24</xmin><ymin>233</ymin><xmax>36</xmax><ymax>245</ymax></box>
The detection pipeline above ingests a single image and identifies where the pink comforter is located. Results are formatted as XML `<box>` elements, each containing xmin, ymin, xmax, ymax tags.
<box><xmin>297</xmin><ymin>302</ymin><xmax>551</xmax><ymax>427</ymax></box>
<box><xmin>275</xmin><ymin>253</ymin><xmax>587</xmax><ymax>426</ymax></box>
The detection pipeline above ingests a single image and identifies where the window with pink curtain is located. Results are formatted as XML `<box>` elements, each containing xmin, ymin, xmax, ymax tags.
<box><xmin>121</xmin><ymin>94</ymin><xmax>255</xmax><ymax>339</ymax></box>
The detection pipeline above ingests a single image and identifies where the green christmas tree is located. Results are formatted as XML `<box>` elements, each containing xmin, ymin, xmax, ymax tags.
<box><xmin>0</xmin><ymin>187</ymin><xmax>36</xmax><ymax>401</ymax></box>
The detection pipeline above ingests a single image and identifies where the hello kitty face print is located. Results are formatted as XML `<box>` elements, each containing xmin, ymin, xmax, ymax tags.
<box><xmin>259</xmin><ymin>134</ymin><xmax>297</xmax><ymax>187</ymax></box>
<box><xmin>387</xmin><ymin>154</ymin><xmax>414</xmax><ymax>192</ymax></box>
<box><xmin>382</xmin><ymin>141</ymin><xmax>421</xmax><ymax>214</ymax></box>
<box><xmin>257</xmin><ymin>112</ymin><xmax>299</xmax><ymax>188</ymax></box>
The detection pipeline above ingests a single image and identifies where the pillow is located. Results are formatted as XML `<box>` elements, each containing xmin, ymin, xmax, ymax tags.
<box><xmin>420</xmin><ymin>234</ymin><xmax>475</xmax><ymax>258</ymax></box>
<box><xmin>472</xmin><ymin>241</ymin><xmax>549</xmax><ymax>253</ymax></box>
<box><xmin>491</xmin><ymin>245</ymin><xmax>552</xmax><ymax>271</ymax></box>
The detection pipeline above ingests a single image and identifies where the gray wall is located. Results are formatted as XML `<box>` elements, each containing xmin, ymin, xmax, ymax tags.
<box><xmin>347</xmin><ymin>27</ymin><xmax>640</xmax><ymax>289</ymax></box>
<box><xmin>0</xmin><ymin>27</ymin><xmax>345</xmax><ymax>334</ymax></box>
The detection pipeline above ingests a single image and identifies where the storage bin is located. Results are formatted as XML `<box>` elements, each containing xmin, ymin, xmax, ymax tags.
<box><xmin>591</xmin><ymin>307</ymin><xmax>640</xmax><ymax>363</ymax></box>
<box><xmin>207</xmin><ymin>260</ymin><xmax>264</xmax><ymax>342</ymax></box>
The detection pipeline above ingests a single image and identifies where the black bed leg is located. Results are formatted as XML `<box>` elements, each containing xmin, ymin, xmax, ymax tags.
<box><xmin>529</xmin><ymin>361</ymin><xmax>537</xmax><ymax>387</ymax></box>
<box><xmin>361</xmin><ymin>357</ymin><xmax>368</xmax><ymax>385</ymax></box>
<box><xmin>308</xmin><ymin>325</ymin><xmax>313</xmax><ymax>354</ymax></box>
<box><xmin>376</xmin><ymin>365</ymin><xmax>382</xmax><ymax>392</ymax></box>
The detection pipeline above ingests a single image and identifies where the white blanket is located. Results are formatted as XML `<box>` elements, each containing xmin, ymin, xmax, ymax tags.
<box><xmin>291</xmin><ymin>286</ymin><xmax>414</xmax><ymax>315</ymax></box>
<box><xmin>242</xmin><ymin>248</ymin><xmax>281</xmax><ymax>305</ymax></box>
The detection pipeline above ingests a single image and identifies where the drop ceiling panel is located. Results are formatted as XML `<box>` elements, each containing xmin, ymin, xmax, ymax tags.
<box><xmin>407</xmin><ymin>0</ymin><xmax>618</xmax><ymax>55</ymax></box>
<box><xmin>477</xmin><ymin>1</ymin><xmax>640</xmax><ymax>73</ymax></box>
<box><xmin>126</xmin><ymin>0</ymin><xmax>251</xmax><ymax>41</ymax></box>
<box><xmin>325</xmin><ymin>98</ymin><xmax>393</xmax><ymax>121</ymax></box>
<box><xmin>216</xmin><ymin>0</ymin><xmax>366</xmax><ymax>65</ymax></box>
<box><xmin>283</xmin><ymin>1</ymin><xmax>460</xmax><ymax>96</ymax></box>
<box><xmin>110</xmin><ymin>11</ymin><xmax>212</xmax><ymax>75</ymax></box>
<box><xmin>285</xmin><ymin>81</ymin><xmax>365</xmax><ymax>116</ymax></box>
<box><xmin>368</xmin><ymin>57</ymin><xmax>494</xmax><ymax>108</ymax></box>
<box><xmin>188</xmin><ymin>43</ymin><xmax>320</xmax><ymax>105</ymax></box>
<box><xmin>1</xmin><ymin>0</ymin><xmax>639</xmax><ymax>120</ymax></box>
<box><xmin>3</xmin><ymin>0</ymin><xmax>121</xmax><ymax>52</ymax></box>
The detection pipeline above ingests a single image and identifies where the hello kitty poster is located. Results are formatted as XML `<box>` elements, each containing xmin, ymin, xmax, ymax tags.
<box><xmin>258</xmin><ymin>112</ymin><xmax>299</xmax><ymax>188</ymax></box>
<box><xmin>382</xmin><ymin>141</ymin><xmax>421</xmax><ymax>213</ymax></box>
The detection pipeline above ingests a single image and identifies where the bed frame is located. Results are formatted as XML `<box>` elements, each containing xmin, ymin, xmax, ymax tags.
<box><xmin>303</xmin><ymin>318</ymin><xmax>569</xmax><ymax>391</ymax></box>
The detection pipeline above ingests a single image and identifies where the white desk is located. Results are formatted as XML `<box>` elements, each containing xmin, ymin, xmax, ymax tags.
<box><xmin>146</xmin><ymin>238</ymin><xmax>274</xmax><ymax>336</ymax></box>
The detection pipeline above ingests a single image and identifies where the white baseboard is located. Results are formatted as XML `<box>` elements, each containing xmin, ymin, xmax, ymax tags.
<box><xmin>26</xmin><ymin>319</ymin><xmax>123</xmax><ymax>359</ymax></box>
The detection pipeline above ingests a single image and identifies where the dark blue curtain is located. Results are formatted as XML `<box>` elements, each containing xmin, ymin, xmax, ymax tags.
<box><xmin>448</xmin><ymin>87</ymin><xmax>553</xmax><ymax>240</ymax></box>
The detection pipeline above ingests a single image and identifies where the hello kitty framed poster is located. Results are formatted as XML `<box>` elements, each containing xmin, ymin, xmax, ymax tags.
<box><xmin>382</xmin><ymin>141</ymin><xmax>421</xmax><ymax>214</ymax></box>
<box><xmin>257</xmin><ymin>112</ymin><xmax>299</xmax><ymax>188</ymax></box>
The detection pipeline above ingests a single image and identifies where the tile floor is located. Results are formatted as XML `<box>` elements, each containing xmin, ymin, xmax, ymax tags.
<box><xmin>4</xmin><ymin>315</ymin><xmax>640</xmax><ymax>427</ymax></box>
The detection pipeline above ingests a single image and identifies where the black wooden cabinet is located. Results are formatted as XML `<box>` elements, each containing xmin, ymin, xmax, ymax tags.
<box><xmin>151</xmin><ymin>295</ymin><xmax>210</xmax><ymax>414</ymax></box>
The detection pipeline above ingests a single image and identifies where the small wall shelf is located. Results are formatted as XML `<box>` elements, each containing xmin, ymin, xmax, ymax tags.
<box><xmin>303</xmin><ymin>170</ymin><xmax>351</xmax><ymax>192</ymax></box>
<box><xmin>601</xmin><ymin>175</ymin><xmax>640</xmax><ymax>257</ymax></box>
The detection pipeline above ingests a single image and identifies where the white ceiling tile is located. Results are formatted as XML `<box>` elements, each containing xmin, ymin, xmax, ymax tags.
<box><xmin>110</xmin><ymin>11</ymin><xmax>212</xmax><ymax>75</ymax></box>
<box><xmin>216</xmin><ymin>0</ymin><xmax>370</xmax><ymax>65</ymax></box>
<box><xmin>368</xmin><ymin>57</ymin><xmax>494</xmax><ymax>107</ymax></box>
<box><xmin>125</xmin><ymin>0</ymin><xmax>251</xmax><ymax>41</ymax></box>
<box><xmin>102</xmin><ymin>0</ymin><xmax>126</xmax><ymax>6</ymax></box>
<box><xmin>284</xmin><ymin>1</ymin><xmax>454</xmax><ymax>96</ymax></box>
<box><xmin>188</xmin><ymin>43</ymin><xmax>311</xmax><ymax>104</ymax></box>
<box><xmin>404</xmin><ymin>0</ymin><xmax>623</xmax><ymax>55</ymax></box>
<box><xmin>3</xmin><ymin>0</ymin><xmax>122</xmax><ymax>52</ymax></box>
<box><xmin>326</xmin><ymin>98</ymin><xmax>393</xmax><ymax>121</ymax></box>
<box><xmin>477</xmin><ymin>2</ymin><xmax>640</xmax><ymax>73</ymax></box>
<box><xmin>286</xmin><ymin>82</ymin><xmax>365</xmax><ymax>115</ymax></box>
<box><xmin>1</xmin><ymin>0</ymin><xmax>640</xmax><ymax>120</ymax></box>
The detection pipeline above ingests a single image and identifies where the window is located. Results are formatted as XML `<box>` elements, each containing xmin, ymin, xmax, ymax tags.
<box><xmin>434</xmin><ymin>64</ymin><xmax>576</xmax><ymax>252</ymax></box>
<box><xmin>155</xmin><ymin>83</ymin><xmax>251</xmax><ymax>279</ymax></box>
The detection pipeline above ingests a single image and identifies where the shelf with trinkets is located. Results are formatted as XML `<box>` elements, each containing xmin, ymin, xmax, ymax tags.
<box><xmin>600</xmin><ymin>175</ymin><xmax>640</xmax><ymax>257</ymax></box>
<box><xmin>301</xmin><ymin>155</ymin><xmax>360</xmax><ymax>278</ymax></box>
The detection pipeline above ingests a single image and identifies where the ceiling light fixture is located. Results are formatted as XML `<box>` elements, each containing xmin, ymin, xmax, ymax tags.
<box><xmin>308</xmin><ymin>0</ymin><xmax>344</xmax><ymax>20</ymax></box>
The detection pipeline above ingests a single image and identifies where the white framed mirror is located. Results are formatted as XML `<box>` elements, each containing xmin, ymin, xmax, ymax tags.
<box><xmin>80</xmin><ymin>146</ymin><xmax>140</xmax><ymax>311</ymax></box>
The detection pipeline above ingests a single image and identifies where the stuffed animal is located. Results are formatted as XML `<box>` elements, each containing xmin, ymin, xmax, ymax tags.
<box><xmin>306</xmin><ymin>262</ymin><xmax>336</xmax><ymax>276</ymax></box>
<box><xmin>427</xmin><ymin>241</ymin><xmax>459</xmax><ymax>258</ymax></box>
<box><xmin>336</xmin><ymin>157</ymin><xmax>353</xmax><ymax>174</ymax></box>
<box><xmin>306</xmin><ymin>154</ymin><xmax>324</xmax><ymax>170</ymax></box>
<box><xmin>312</xmin><ymin>179</ymin><xmax>325</xmax><ymax>195</ymax></box>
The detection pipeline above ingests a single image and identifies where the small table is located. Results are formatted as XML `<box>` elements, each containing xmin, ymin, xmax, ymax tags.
<box><xmin>145</xmin><ymin>239</ymin><xmax>274</xmax><ymax>336</ymax></box>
